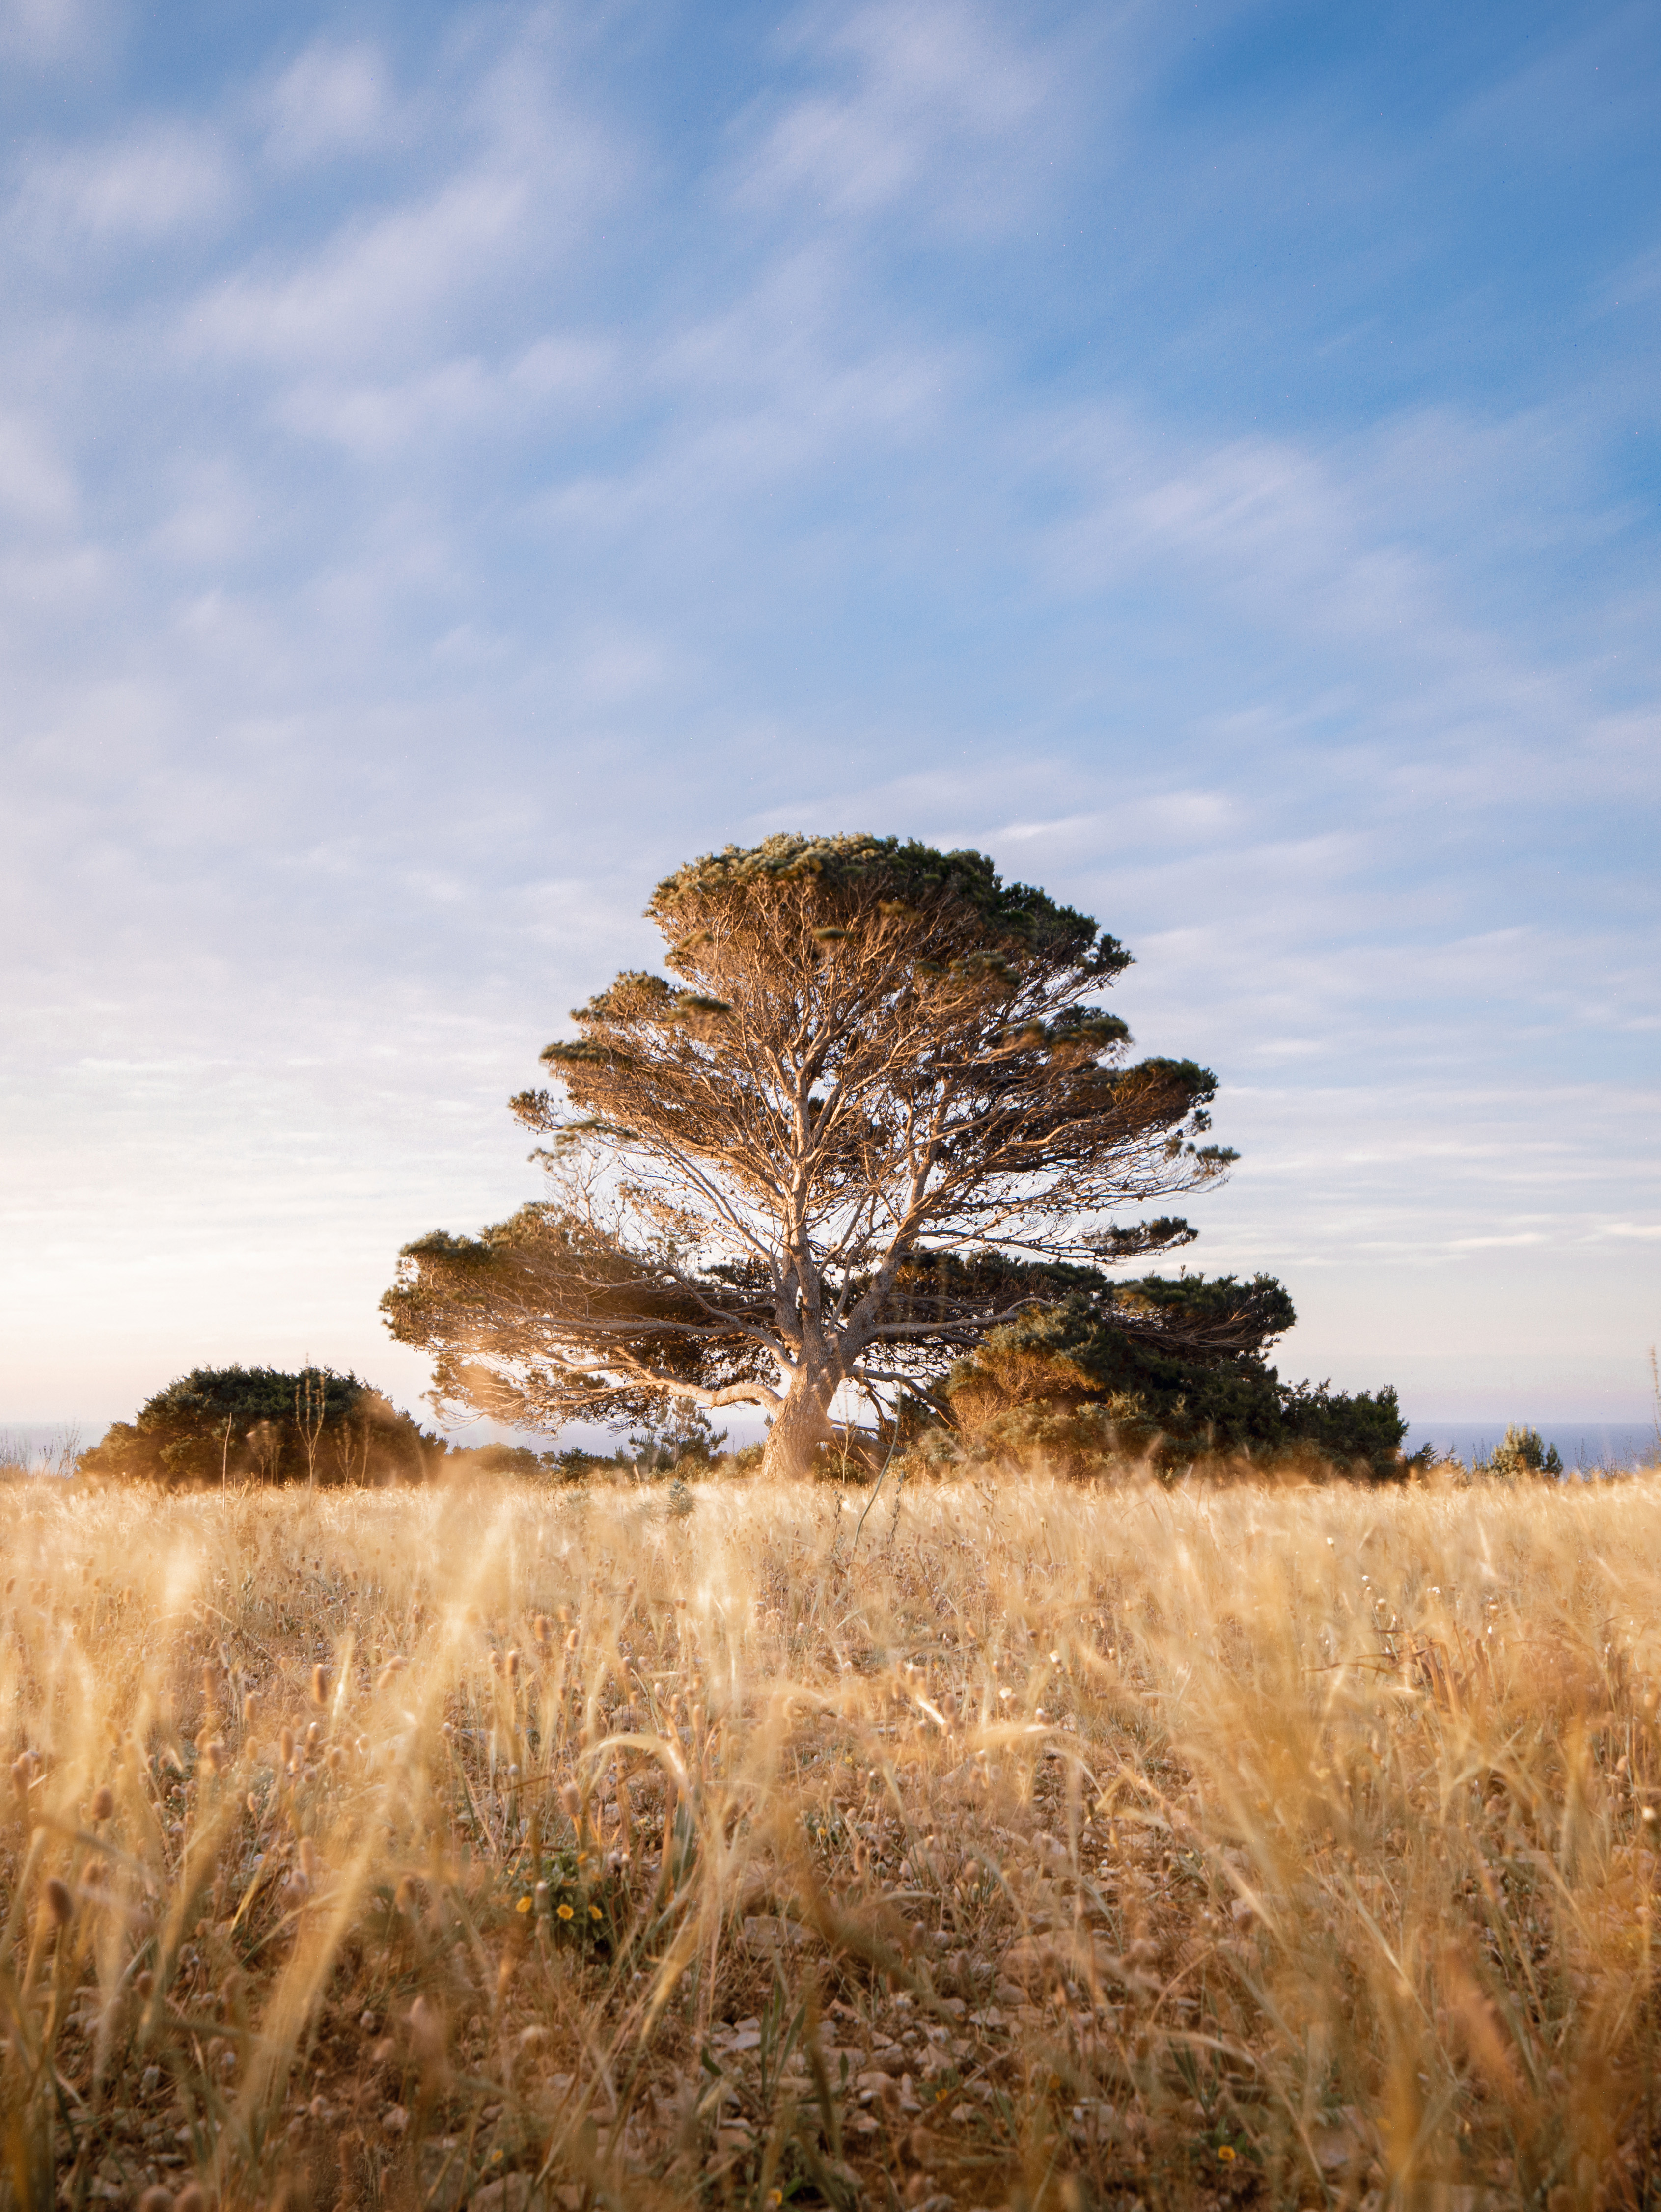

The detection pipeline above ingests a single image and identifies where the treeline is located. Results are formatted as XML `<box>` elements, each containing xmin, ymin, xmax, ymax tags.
<box><xmin>77</xmin><ymin>1283</ymin><xmax>1422</xmax><ymax>1491</ymax></box>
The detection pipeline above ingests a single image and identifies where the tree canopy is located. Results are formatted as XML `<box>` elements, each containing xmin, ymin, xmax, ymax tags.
<box><xmin>384</xmin><ymin>832</ymin><xmax>1236</xmax><ymax>1477</ymax></box>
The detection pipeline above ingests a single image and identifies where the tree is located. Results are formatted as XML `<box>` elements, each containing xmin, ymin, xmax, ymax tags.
<box><xmin>79</xmin><ymin>1366</ymin><xmax>431</xmax><ymax>1487</ymax></box>
<box><xmin>383</xmin><ymin>833</ymin><xmax>1235</xmax><ymax>1479</ymax></box>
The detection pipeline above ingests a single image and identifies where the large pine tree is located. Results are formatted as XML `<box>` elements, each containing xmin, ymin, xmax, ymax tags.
<box><xmin>383</xmin><ymin>833</ymin><xmax>1235</xmax><ymax>1478</ymax></box>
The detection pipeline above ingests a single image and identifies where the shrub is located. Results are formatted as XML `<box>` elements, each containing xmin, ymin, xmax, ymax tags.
<box><xmin>1475</xmin><ymin>1424</ymin><xmax>1563</xmax><ymax>1479</ymax></box>
<box><xmin>941</xmin><ymin>1287</ymin><xmax>1408</xmax><ymax>1479</ymax></box>
<box><xmin>78</xmin><ymin>1366</ymin><xmax>433</xmax><ymax>1487</ymax></box>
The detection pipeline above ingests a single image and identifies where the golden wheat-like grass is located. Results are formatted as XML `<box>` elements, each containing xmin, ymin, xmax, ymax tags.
<box><xmin>2</xmin><ymin>1469</ymin><xmax>1661</xmax><ymax>2212</ymax></box>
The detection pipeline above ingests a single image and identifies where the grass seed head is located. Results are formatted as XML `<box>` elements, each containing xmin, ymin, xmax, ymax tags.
<box><xmin>44</xmin><ymin>1875</ymin><xmax>73</xmax><ymax>1926</ymax></box>
<box><xmin>408</xmin><ymin>1993</ymin><xmax>449</xmax><ymax>2084</ymax></box>
<box><xmin>90</xmin><ymin>1783</ymin><xmax>115</xmax><ymax>1822</ymax></box>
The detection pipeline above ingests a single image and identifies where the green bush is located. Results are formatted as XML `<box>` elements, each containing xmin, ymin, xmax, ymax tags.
<box><xmin>1474</xmin><ymin>1425</ymin><xmax>1563</xmax><ymax>1480</ymax></box>
<box><xmin>79</xmin><ymin>1366</ymin><xmax>433</xmax><ymax>1487</ymax></box>
<box><xmin>939</xmin><ymin>1280</ymin><xmax>1408</xmax><ymax>1480</ymax></box>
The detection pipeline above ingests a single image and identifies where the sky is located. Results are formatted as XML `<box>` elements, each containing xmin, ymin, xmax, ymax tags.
<box><xmin>2</xmin><ymin>0</ymin><xmax>1658</xmax><ymax>1440</ymax></box>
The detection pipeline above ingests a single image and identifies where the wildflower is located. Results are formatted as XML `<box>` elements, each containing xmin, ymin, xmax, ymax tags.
<box><xmin>1218</xmin><ymin>2144</ymin><xmax>1237</xmax><ymax>2163</ymax></box>
<box><xmin>517</xmin><ymin>1894</ymin><xmax>534</xmax><ymax>1913</ymax></box>
<box><xmin>589</xmin><ymin>1903</ymin><xmax>602</xmax><ymax>1921</ymax></box>
<box><xmin>558</xmin><ymin>1901</ymin><xmax>575</xmax><ymax>1920</ymax></box>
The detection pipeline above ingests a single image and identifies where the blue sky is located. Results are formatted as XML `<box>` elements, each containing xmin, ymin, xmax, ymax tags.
<box><xmin>2</xmin><ymin>0</ymin><xmax>1658</xmax><ymax>1435</ymax></box>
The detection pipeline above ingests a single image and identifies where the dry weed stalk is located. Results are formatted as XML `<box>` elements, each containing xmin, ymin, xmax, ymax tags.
<box><xmin>0</xmin><ymin>1471</ymin><xmax>1659</xmax><ymax>2210</ymax></box>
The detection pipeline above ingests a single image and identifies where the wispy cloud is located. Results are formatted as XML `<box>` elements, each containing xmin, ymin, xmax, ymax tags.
<box><xmin>15</xmin><ymin>121</ymin><xmax>237</xmax><ymax>243</ymax></box>
<box><xmin>0</xmin><ymin>409</ymin><xmax>74</xmax><ymax>523</ymax></box>
<box><xmin>0</xmin><ymin>0</ymin><xmax>106</xmax><ymax>69</ymax></box>
<box><xmin>735</xmin><ymin>0</ymin><xmax>1077</xmax><ymax>232</ymax></box>
<box><xmin>185</xmin><ymin>173</ymin><xmax>530</xmax><ymax>368</ymax></box>
<box><xmin>0</xmin><ymin>0</ymin><xmax>1656</xmax><ymax>1424</ymax></box>
<box><xmin>262</xmin><ymin>39</ymin><xmax>398</xmax><ymax>169</ymax></box>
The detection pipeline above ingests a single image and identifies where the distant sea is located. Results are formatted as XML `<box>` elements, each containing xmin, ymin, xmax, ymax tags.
<box><xmin>1405</xmin><ymin>1421</ymin><xmax>1660</xmax><ymax>1472</ymax></box>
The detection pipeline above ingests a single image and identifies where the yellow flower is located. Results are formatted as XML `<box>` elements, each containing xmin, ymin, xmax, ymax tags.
<box><xmin>767</xmin><ymin>2194</ymin><xmax>783</xmax><ymax>2209</ymax></box>
<box><xmin>516</xmin><ymin>1894</ymin><xmax>533</xmax><ymax>1913</ymax></box>
<box><xmin>557</xmin><ymin>1901</ymin><xmax>575</xmax><ymax>1920</ymax></box>
<box><xmin>1218</xmin><ymin>2144</ymin><xmax>1237</xmax><ymax>2163</ymax></box>
<box><xmin>589</xmin><ymin>1904</ymin><xmax>603</xmax><ymax>1921</ymax></box>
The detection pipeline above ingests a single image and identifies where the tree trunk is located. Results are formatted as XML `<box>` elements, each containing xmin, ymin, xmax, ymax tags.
<box><xmin>760</xmin><ymin>1371</ymin><xmax>836</xmax><ymax>1481</ymax></box>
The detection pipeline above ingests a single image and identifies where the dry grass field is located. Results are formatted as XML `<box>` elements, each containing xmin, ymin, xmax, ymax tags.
<box><xmin>4</xmin><ymin>1468</ymin><xmax>1661</xmax><ymax>2212</ymax></box>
